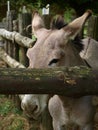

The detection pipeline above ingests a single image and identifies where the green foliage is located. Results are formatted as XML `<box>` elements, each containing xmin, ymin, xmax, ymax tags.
<box><xmin>0</xmin><ymin>0</ymin><xmax>98</xmax><ymax>20</ymax></box>
<box><xmin>64</xmin><ymin>8</ymin><xmax>76</xmax><ymax>22</ymax></box>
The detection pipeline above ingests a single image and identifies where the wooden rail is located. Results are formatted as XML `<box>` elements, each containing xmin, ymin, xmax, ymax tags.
<box><xmin>0</xmin><ymin>47</ymin><xmax>25</xmax><ymax>68</ymax></box>
<box><xmin>0</xmin><ymin>66</ymin><xmax>98</xmax><ymax>96</ymax></box>
<box><xmin>0</xmin><ymin>29</ymin><xmax>36</xmax><ymax>48</ymax></box>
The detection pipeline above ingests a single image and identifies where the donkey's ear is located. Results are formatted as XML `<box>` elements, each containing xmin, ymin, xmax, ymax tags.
<box><xmin>32</xmin><ymin>11</ymin><xmax>45</xmax><ymax>36</ymax></box>
<box><xmin>62</xmin><ymin>10</ymin><xmax>92</xmax><ymax>39</ymax></box>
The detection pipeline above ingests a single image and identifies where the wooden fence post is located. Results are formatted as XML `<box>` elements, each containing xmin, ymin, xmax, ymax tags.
<box><xmin>42</xmin><ymin>15</ymin><xmax>52</xmax><ymax>29</ymax></box>
<box><xmin>87</xmin><ymin>15</ymin><xmax>98</xmax><ymax>41</ymax></box>
<box><xmin>18</xmin><ymin>12</ymin><xmax>31</xmax><ymax>67</ymax></box>
<box><xmin>42</xmin><ymin>4</ymin><xmax>52</xmax><ymax>29</ymax></box>
<box><xmin>5</xmin><ymin>10</ymin><xmax>19</xmax><ymax>64</ymax></box>
<box><xmin>5</xmin><ymin>9</ymin><xmax>20</xmax><ymax>103</ymax></box>
<box><xmin>12</xmin><ymin>18</ymin><xmax>19</xmax><ymax>62</ymax></box>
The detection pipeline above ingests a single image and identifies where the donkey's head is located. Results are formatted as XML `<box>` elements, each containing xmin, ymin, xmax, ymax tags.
<box><xmin>27</xmin><ymin>10</ymin><xmax>91</xmax><ymax>68</ymax></box>
<box><xmin>20</xmin><ymin>10</ymin><xmax>92</xmax><ymax>119</ymax></box>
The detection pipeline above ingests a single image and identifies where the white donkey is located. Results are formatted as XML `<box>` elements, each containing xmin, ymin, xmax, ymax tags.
<box><xmin>20</xmin><ymin>10</ymin><xmax>96</xmax><ymax>130</ymax></box>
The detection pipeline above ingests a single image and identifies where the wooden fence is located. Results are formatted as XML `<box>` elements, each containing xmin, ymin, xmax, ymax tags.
<box><xmin>5</xmin><ymin>10</ymin><xmax>32</xmax><ymax>67</ymax></box>
<box><xmin>0</xmin><ymin>10</ymin><xmax>52</xmax><ymax>68</ymax></box>
<box><xmin>0</xmin><ymin>22</ymin><xmax>6</xmax><ymax>29</ymax></box>
<box><xmin>0</xmin><ymin>10</ymin><xmax>98</xmax><ymax>95</ymax></box>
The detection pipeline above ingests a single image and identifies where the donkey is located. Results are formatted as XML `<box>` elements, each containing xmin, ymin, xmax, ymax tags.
<box><xmin>20</xmin><ymin>10</ymin><xmax>96</xmax><ymax>130</ymax></box>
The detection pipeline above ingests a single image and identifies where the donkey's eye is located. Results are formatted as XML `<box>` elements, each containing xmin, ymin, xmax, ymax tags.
<box><xmin>48</xmin><ymin>59</ymin><xmax>59</xmax><ymax>66</ymax></box>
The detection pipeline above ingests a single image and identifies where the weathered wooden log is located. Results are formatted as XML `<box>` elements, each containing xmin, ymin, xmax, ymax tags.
<box><xmin>6</xmin><ymin>10</ymin><xmax>17</xmax><ymax>57</ymax></box>
<box><xmin>0</xmin><ymin>47</ymin><xmax>25</xmax><ymax>68</ymax></box>
<box><xmin>0</xmin><ymin>66</ymin><xmax>98</xmax><ymax>96</ymax></box>
<box><xmin>18</xmin><ymin>13</ymin><xmax>31</xmax><ymax>38</ymax></box>
<box><xmin>87</xmin><ymin>16</ymin><xmax>98</xmax><ymax>41</ymax></box>
<box><xmin>0</xmin><ymin>29</ymin><xmax>36</xmax><ymax>48</ymax></box>
<box><xmin>18</xmin><ymin>13</ymin><xmax>31</xmax><ymax>66</ymax></box>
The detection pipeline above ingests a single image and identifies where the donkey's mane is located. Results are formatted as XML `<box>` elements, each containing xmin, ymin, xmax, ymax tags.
<box><xmin>72</xmin><ymin>36</ymin><xmax>83</xmax><ymax>52</ymax></box>
<box><xmin>50</xmin><ymin>15</ymin><xmax>84</xmax><ymax>52</ymax></box>
<box><xmin>50</xmin><ymin>15</ymin><xmax>67</xmax><ymax>30</ymax></box>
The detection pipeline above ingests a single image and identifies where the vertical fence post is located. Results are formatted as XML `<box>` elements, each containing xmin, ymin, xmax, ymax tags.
<box><xmin>6</xmin><ymin>10</ymin><xmax>18</xmax><ymax>59</ymax></box>
<box><xmin>18</xmin><ymin>9</ymin><xmax>31</xmax><ymax>67</ymax></box>
<box><xmin>87</xmin><ymin>15</ymin><xmax>98</xmax><ymax>41</ymax></box>
<box><xmin>5</xmin><ymin>10</ymin><xmax>19</xmax><ymax>103</ymax></box>
<box><xmin>42</xmin><ymin>4</ymin><xmax>52</xmax><ymax>29</ymax></box>
<box><xmin>42</xmin><ymin>15</ymin><xmax>52</xmax><ymax>29</ymax></box>
<box><xmin>12</xmin><ymin>18</ymin><xmax>19</xmax><ymax>61</ymax></box>
<box><xmin>5</xmin><ymin>1</ymin><xmax>20</xmax><ymax>104</ymax></box>
<box><xmin>5</xmin><ymin>10</ymin><xmax>12</xmax><ymax>56</ymax></box>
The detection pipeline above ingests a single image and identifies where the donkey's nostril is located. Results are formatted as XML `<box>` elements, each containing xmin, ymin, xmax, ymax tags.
<box><xmin>32</xmin><ymin>105</ymin><xmax>40</xmax><ymax>115</ymax></box>
<box><xmin>33</xmin><ymin>105</ymin><xmax>38</xmax><ymax>112</ymax></box>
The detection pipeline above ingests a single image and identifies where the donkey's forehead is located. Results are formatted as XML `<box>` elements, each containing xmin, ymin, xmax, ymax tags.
<box><xmin>27</xmin><ymin>29</ymin><xmax>65</xmax><ymax>62</ymax></box>
<box><xmin>36</xmin><ymin>29</ymin><xmax>65</xmax><ymax>47</ymax></box>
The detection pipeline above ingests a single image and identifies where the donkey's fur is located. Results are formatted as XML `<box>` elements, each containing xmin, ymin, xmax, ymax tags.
<box><xmin>20</xmin><ymin>10</ymin><xmax>95</xmax><ymax>130</ymax></box>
